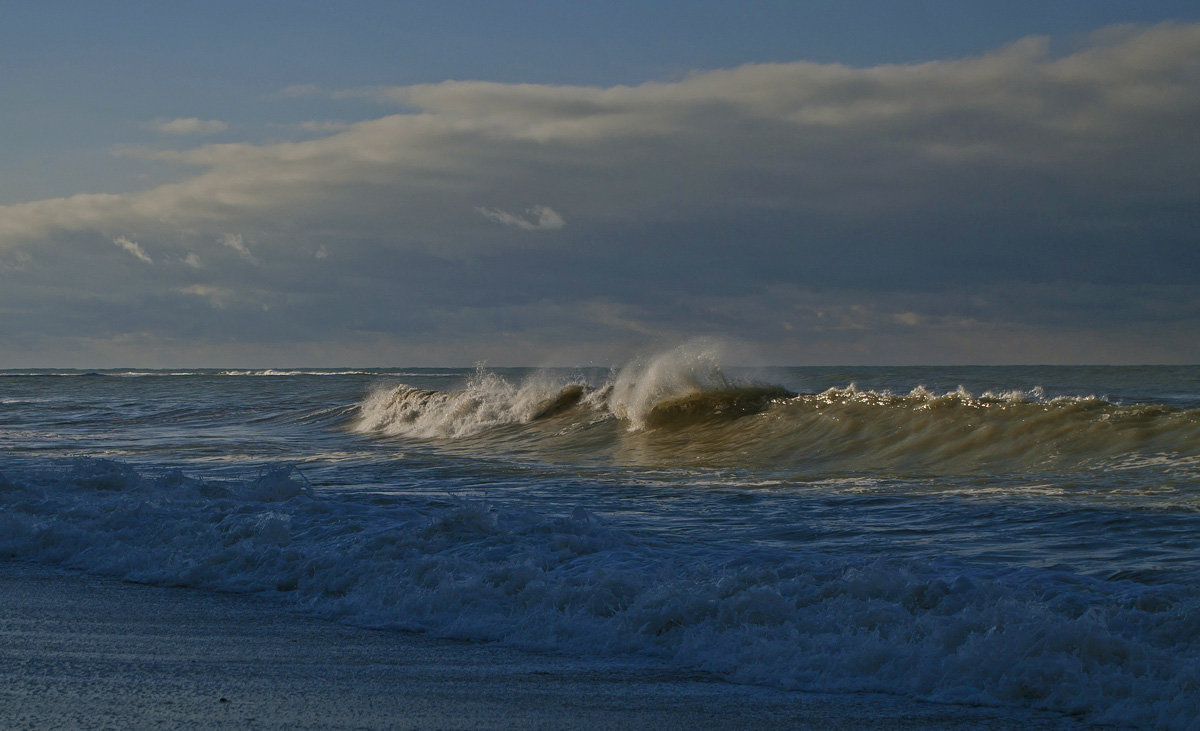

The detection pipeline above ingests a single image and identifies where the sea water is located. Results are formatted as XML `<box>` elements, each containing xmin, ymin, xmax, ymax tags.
<box><xmin>2</xmin><ymin>347</ymin><xmax>1198</xmax><ymax>728</ymax></box>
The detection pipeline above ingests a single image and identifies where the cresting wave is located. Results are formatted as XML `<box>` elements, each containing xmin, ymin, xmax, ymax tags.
<box><xmin>355</xmin><ymin>344</ymin><xmax>802</xmax><ymax>438</ymax></box>
<box><xmin>0</xmin><ymin>458</ymin><xmax>1196</xmax><ymax>729</ymax></box>
<box><xmin>354</xmin><ymin>372</ymin><xmax>1200</xmax><ymax>474</ymax></box>
<box><xmin>218</xmin><ymin>369</ymin><xmax>378</xmax><ymax>377</ymax></box>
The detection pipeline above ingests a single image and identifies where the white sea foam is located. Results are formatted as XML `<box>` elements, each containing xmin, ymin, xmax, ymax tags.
<box><xmin>356</xmin><ymin>342</ymin><xmax>776</xmax><ymax>437</ymax></box>
<box><xmin>218</xmin><ymin>369</ymin><xmax>377</xmax><ymax>377</ymax></box>
<box><xmin>356</xmin><ymin>367</ymin><xmax>586</xmax><ymax>438</ymax></box>
<box><xmin>351</xmin><ymin>363</ymin><xmax>1200</xmax><ymax>477</ymax></box>
<box><xmin>1</xmin><ymin>458</ymin><xmax>1197</xmax><ymax>729</ymax></box>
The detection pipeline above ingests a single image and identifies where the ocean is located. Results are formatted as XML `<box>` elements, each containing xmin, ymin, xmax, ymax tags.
<box><xmin>2</xmin><ymin>346</ymin><xmax>1199</xmax><ymax>728</ymax></box>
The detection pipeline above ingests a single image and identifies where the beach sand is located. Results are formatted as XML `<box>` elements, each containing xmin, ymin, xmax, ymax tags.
<box><xmin>0</xmin><ymin>561</ymin><xmax>1085</xmax><ymax>729</ymax></box>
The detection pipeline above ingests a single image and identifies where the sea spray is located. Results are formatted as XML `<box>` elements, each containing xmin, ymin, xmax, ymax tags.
<box><xmin>357</xmin><ymin>342</ymin><xmax>796</xmax><ymax>437</ymax></box>
<box><xmin>608</xmin><ymin>341</ymin><xmax>736</xmax><ymax>428</ymax></box>
<box><xmin>356</xmin><ymin>366</ymin><xmax>589</xmax><ymax>439</ymax></box>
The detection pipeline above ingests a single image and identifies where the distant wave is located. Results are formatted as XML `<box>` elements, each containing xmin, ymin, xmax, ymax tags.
<box><xmin>0</xmin><ymin>371</ymin><xmax>116</xmax><ymax>378</ymax></box>
<box><xmin>218</xmin><ymin>369</ymin><xmax>380</xmax><ymax>377</ymax></box>
<box><xmin>0</xmin><ymin>369</ymin><xmax>384</xmax><ymax>378</ymax></box>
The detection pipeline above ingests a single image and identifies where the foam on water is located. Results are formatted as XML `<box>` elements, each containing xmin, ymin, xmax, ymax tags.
<box><xmin>354</xmin><ymin>365</ymin><xmax>1200</xmax><ymax>476</ymax></box>
<box><xmin>0</xmin><ymin>457</ymin><xmax>1197</xmax><ymax>728</ymax></box>
<box><xmin>355</xmin><ymin>367</ymin><xmax>589</xmax><ymax>439</ymax></box>
<box><xmin>356</xmin><ymin>344</ymin><xmax>796</xmax><ymax>441</ymax></box>
<box><xmin>218</xmin><ymin>369</ymin><xmax>378</xmax><ymax>377</ymax></box>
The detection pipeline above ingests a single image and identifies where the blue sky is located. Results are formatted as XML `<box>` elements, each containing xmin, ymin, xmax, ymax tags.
<box><xmin>2</xmin><ymin>1</ymin><xmax>1199</xmax><ymax>366</ymax></box>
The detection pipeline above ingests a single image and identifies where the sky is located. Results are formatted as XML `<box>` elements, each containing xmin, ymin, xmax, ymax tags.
<box><xmin>1</xmin><ymin>1</ymin><xmax>1199</xmax><ymax>367</ymax></box>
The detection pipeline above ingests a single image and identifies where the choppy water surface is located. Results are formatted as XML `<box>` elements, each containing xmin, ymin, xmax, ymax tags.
<box><xmin>2</xmin><ymin>351</ymin><xmax>1199</xmax><ymax>728</ymax></box>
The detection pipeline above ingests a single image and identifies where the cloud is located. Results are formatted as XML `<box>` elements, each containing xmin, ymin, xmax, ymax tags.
<box><xmin>295</xmin><ymin>120</ymin><xmax>351</xmax><ymax>133</ymax></box>
<box><xmin>113</xmin><ymin>236</ymin><xmax>153</xmax><ymax>264</ymax></box>
<box><xmin>147</xmin><ymin>118</ymin><xmax>229</xmax><ymax>136</ymax></box>
<box><xmin>178</xmin><ymin>284</ymin><xmax>234</xmax><ymax>308</ymax></box>
<box><xmin>1</xmin><ymin>23</ymin><xmax>1199</xmax><ymax>364</ymax></box>
<box><xmin>476</xmin><ymin>205</ymin><xmax>565</xmax><ymax>230</ymax></box>
<box><xmin>1</xmin><ymin>22</ymin><xmax>1194</xmax><ymax>261</ymax></box>
<box><xmin>4</xmin><ymin>23</ymin><xmax>1198</xmax><ymax>257</ymax></box>
<box><xmin>183</xmin><ymin>252</ymin><xmax>202</xmax><ymax>268</ymax></box>
<box><xmin>269</xmin><ymin>84</ymin><xmax>322</xmax><ymax>100</ymax></box>
<box><xmin>219</xmin><ymin>233</ymin><xmax>258</xmax><ymax>264</ymax></box>
<box><xmin>0</xmin><ymin>251</ymin><xmax>31</xmax><ymax>272</ymax></box>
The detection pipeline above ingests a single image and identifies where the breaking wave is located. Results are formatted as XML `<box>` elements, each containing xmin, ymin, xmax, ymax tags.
<box><xmin>354</xmin><ymin>359</ymin><xmax>1200</xmax><ymax>474</ymax></box>
<box><xmin>355</xmin><ymin>343</ymin><xmax>799</xmax><ymax>440</ymax></box>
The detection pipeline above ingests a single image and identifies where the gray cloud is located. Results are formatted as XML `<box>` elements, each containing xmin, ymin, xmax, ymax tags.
<box><xmin>294</xmin><ymin>120</ymin><xmax>351</xmax><ymax>133</ymax></box>
<box><xmin>147</xmin><ymin>118</ymin><xmax>229</xmax><ymax>136</ymax></box>
<box><xmin>219</xmin><ymin>233</ymin><xmax>258</xmax><ymax>264</ymax></box>
<box><xmin>1</xmin><ymin>23</ymin><xmax>1198</xmax><ymax>365</ymax></box>
<box><xmin>112</xmin><ymin>236</ymin><xmax>153</xmax><ymax>264</ymax></box>
<box><xmin>178</xmin><ymin>284</ymin><xmax>237</xmax><ymax>309</ymax></box>
<box><xmin>3</xmin><ymin>24</ymin><xmax>1197</xmax><ymax>255</ymax></box>
<box><xmin>476</xmin><ymin>205</ymin><xmax>565</xmax><ymax>230</ymax></box>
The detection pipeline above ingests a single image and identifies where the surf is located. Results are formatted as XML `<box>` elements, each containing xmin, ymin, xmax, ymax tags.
<box><xmin>352</xmin><ymin>351</ymin><xmax>1200</xmax><ymax>475</ymax></box>
<box><xmin>354</xmin><ymin>343</ymin><xmax>795</xmax><ymax>439</ymax></box>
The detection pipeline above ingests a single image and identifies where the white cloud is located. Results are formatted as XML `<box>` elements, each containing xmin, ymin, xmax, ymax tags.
<box><xmin>476</xmin><ymin>204</ymin><xmax>565</xmax><ymax>231</ymax></box>
<box><xmin>295</xmin><ymin>120</ymin><xmax>350</xmax><ymax>133</ymax></box>
<box><xmin>219</xmin><ymin>233</ymin><xmax>258</xmax><ymax>264</ymax></box>
<box><xmin>183</xmin><ymin>252</ymin><xmax>202</xmax><ymax>268</ymax></box>
<box><xmin>178</xmin><ymin>284</ymin><xmax>235</xmax><ymax>308</ymax></box>
<box><xmin>113</xmin><ymin>236</ymin><xmax>153</xmax><ymax>264</ymax></box>
<box><xmin>147</xmin><ymin>118</ymin><xmax>229</xmax><ymax>136</ymax></box>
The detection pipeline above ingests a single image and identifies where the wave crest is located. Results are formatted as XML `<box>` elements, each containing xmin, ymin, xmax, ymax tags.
<box><xmin>356</xmin><ymin>380</ymin><xmax>1200</xmax><ymax>475</ymax></box>
<box><xmin>355</xmin><ymin>368</ymin><xmax>593</xmax><ymax>439</ymax></box>
<box><xmin>607</xmin><ymin>341</ymin><xmax>790</xmax><ymax>428</ymax></box>
<box><xmin>355</xmin><ymin>344</ymin><xmax>792</xmax><ymax>439</ymax></box>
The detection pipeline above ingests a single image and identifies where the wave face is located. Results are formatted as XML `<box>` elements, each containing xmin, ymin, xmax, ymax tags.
<box><xmin>354</xmin><ymin>364</ymin><xmax>1200</xmax><ymax>476</ymax></box>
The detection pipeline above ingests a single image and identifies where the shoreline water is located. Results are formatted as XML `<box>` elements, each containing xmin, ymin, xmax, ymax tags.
<box><xmin>0</xmin><ymin>561</ymin><xmax>1087</xmax><ymax>729</ymax></box>
<box><xmin>4</xmin><ymin>363</ymin><xmax>1196</xmax><ymax>726</ymax></box>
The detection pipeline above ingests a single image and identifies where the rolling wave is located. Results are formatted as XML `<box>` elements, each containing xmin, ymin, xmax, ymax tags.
<box><xmin>354</xmin><ymin>373</ymin><xmax>1200</xmax><ymax>474</ymax></box>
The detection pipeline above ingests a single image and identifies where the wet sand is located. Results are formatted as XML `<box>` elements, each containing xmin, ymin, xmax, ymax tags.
<box><xmin>0</xmin><ymin>561</ymin><xmax>1085</xmax><ymax>729</ymax></box>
